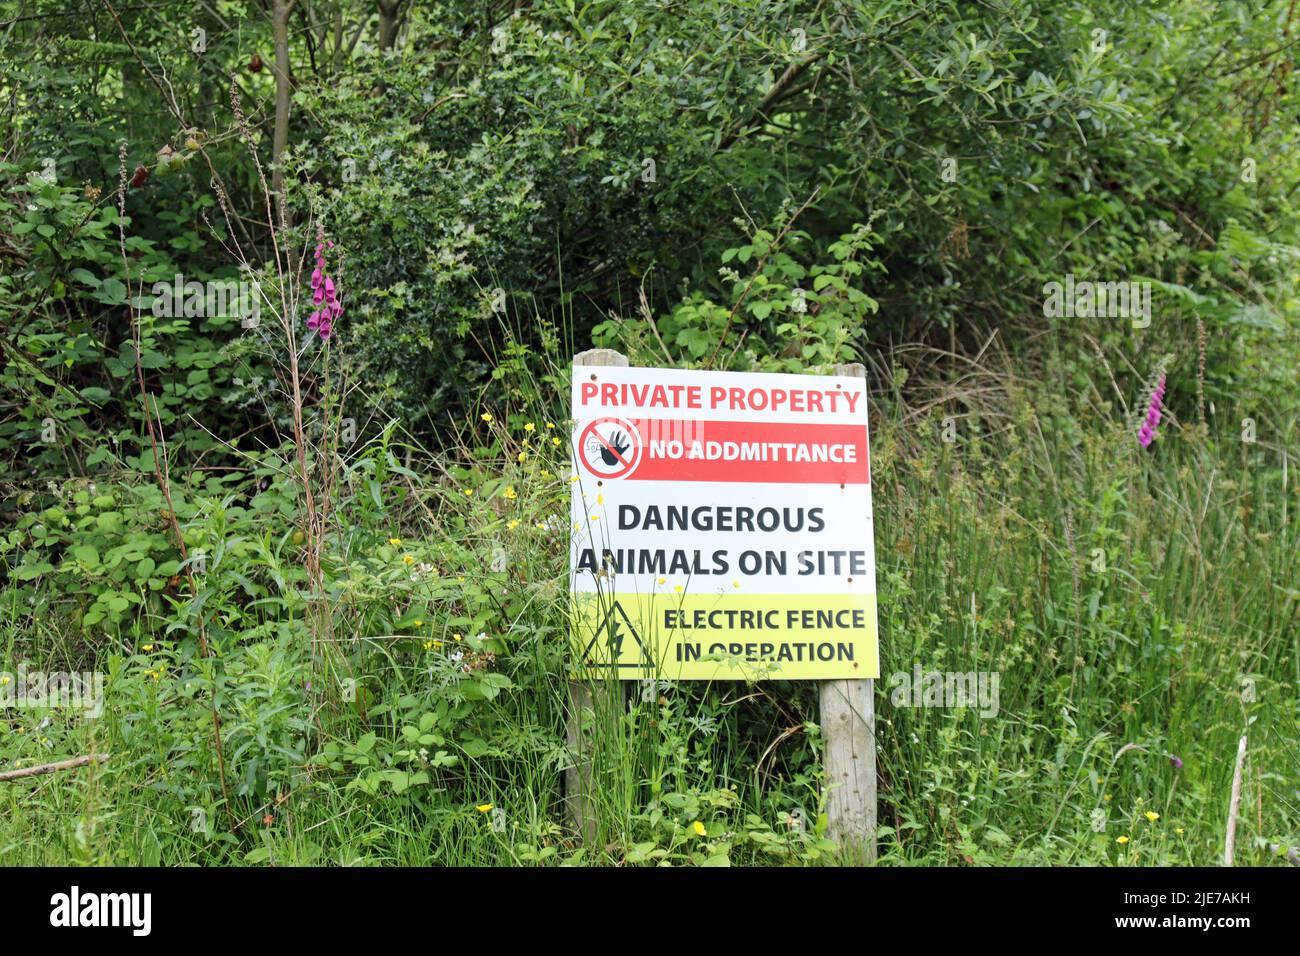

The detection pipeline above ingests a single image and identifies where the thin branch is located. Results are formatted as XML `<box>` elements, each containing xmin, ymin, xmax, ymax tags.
<box><xmin>0</xmin><ymin>754</ymin><xmax>110</xmax><ymax>783</ymax></box>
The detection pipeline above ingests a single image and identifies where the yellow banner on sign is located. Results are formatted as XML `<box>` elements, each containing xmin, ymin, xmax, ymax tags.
<box><xmin>570</xmin><ymin>592</ymin><xmax>879</xmax><ymax>680</ymax></box>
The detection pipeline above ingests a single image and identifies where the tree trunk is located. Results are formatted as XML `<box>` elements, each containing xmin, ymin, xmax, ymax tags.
<box><xmin>271</xmin><ymin>0</ymin><xmax>294</xmax><ymax>210</ymax></box>
<box><xmin>378</xmin><ymin>0</ymin><xmax>403</xmax><ymax>50</ymax></box>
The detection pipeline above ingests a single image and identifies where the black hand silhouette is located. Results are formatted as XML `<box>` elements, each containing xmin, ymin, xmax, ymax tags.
<box><xmin>598</xmin><ymin>429</ymin><xmax>630</xmax><ymax>466</ymax></box>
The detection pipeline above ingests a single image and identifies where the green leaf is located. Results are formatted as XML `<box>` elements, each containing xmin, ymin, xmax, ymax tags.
<box><xmin>244</xmin><ymin>846</ymin><xmax>272</xmax><ymax>864</ymax></box>
<box><xmin>96</xmin><ymin>512</ymin><xmax>123</xmax><ymax>533</ymax></box>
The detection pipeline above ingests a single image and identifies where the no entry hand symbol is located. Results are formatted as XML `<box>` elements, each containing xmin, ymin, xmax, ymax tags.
<box><xmin>577</xmin><ymin>417</ymin><xmax>643</xmax><ymax>479</ymax></box>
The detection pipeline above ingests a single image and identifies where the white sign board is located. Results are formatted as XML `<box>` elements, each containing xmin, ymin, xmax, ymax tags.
<box><xmin>569</xmin><ymin>365</ymin><xmax>878</xmax><ymax>680</ymax></box>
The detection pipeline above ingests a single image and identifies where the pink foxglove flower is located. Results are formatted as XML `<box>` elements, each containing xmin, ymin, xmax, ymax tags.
<box><xmin>1138</xmin><ymin>375</ymin><xmax>1166</xmax><ymax>448</ymax></box>
<box><xmin>306</xmin><ymin>236</ymin><xmax>343</xmax><ymax>340</ymax></box>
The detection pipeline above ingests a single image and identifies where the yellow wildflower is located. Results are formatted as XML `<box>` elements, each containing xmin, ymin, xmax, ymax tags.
<box><xmin>481</xmin><ymin>412</ymin><xmax>493</xmax><ymax>423</ymax></box>
<box><xmin>552</xmin><ymin>437</ymin><xmax>561</xmax><ymax>446</ymax></box>
<box><xmin>388</xmin><ymin>537</ymin><xmax>402</xmax><ymax>546</ymax></box>
<box><xmin>692</xmin><ymin>821</ymin><xmax>706</xmax><ymax>837</ymax></box>
<box><xmin>546</xmin><ymin>422</ymin><xmax>555</xmax><ymax>429</ymax></box>
<box><xmin>524</xmin><ymin>422</ymin><xmax>535</xmax><ymax>433</ymax></box>
<box><xmin>517</xmin><ymin>452</ymin><xmax>527</xmax><ymax>463</ymax></box>
<box><xmin>503</xmin><ymin>486</ymin><xmax>518</xmax><ymax>500</ymax></box>
<box><xmin>1116</xmin><ymin>835</ymin><xmax>1129</xmax><ymax>844</ymax></box>
<box><xmin>404</xmin><ymin>554</ymin><xmax>414</xmax><ymax>565</ymax></box>
<box><xmin>1174</xmin><ymin>827</ymin><xmax>1184</xmax><ymax>836</ymax></box>
<box><xmin>1144</xmin><ymin>811</ymin><xmax>1159</xmax><ymax>823</ymax></box>
<box><xmin>507</xmin><ymin>519</ymin><xmax>520</xmax><ymax>530</ymax></box>
<box><xmin>476</xmin><ymin>803</ymin><xmax>493</xmax><ymax>813</ymax></box>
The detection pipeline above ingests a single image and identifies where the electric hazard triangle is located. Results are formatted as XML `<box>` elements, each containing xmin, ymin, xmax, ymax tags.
<box><xmin>579</xmin><ymin>600</ymin><xmax>654</xmax><ymax>671</ymax></box>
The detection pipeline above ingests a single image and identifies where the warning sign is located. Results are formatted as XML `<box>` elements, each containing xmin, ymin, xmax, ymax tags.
<box><xmin>578</xmin><ymin>417</ymin><xmax>643</xmax><ymax>479</ymax></box>
<box><xmin>570</xmin><ymin>365</ymin><xmax>879</xmax><ymax>680</ymax></box>
<box><xmin>577</xmin><ymin>601</ymin><xmax>654</xmax><ymax>671</ymax></box>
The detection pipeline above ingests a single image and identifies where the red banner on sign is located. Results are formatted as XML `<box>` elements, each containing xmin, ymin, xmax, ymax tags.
<box><xmin>608</xmin><ymin>419</ymin><xmax>870</xmax><ymax>484</ymax></box>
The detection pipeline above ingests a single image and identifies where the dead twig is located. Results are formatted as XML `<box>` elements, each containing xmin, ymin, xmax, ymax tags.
<box><xmin>0</xmin><ymin>754</ymin><xmax>110</xmax><ymax>782</ymax></box>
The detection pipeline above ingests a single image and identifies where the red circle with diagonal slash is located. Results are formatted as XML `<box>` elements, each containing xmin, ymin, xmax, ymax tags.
<box><xmin>577</xmin><ymin>417</ymin><xmax>643</xmax><ymax>479</ymax></box>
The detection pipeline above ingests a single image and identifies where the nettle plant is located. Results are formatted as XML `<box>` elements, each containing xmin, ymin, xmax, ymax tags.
<box><xmin>594</xmin><ymin>216</ymin><xmax>883</xmax><ymax>372</ymax></box>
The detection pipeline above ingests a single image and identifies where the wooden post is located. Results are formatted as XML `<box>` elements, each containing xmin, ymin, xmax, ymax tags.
<box><xmin>566</xmin><ymin>348</ymin><xmax>629</xmax><ymax>843</ymax></box>
<box><xmin>820</xmin><ymin>361</ymin><xmax>877</xmax><ymax>864</ymax></box>
<box><xmin>1224</xmin><ymin>733</ymin><xmax>1248</xmax><ymax>866</ymax></box>
<box><xmin>564</xmin><ymin>682</ymin><xmax>598</xmax><ymax>845</ymax></box>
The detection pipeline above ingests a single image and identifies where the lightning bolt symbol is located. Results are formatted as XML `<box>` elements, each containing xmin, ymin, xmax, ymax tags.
<box><xmin>606</xmin><ymin>618</ymin><xmax>625</xmax><ymax>659</ymax></box>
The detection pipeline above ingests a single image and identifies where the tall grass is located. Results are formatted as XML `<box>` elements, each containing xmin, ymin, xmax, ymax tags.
<box><xmin>1</xmin><ymin>330</ymin><xmax>1295</xmax><ymax>866</ymax></box>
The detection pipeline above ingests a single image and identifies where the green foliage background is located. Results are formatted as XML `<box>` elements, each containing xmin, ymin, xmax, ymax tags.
<box><xmin>0</xmin><ymin>0</ymin><xmax>1296</xmax><ymax>866</ymax></box>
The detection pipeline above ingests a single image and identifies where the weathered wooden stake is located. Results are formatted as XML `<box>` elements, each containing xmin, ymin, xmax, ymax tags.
<box><xmin>820</xmin><ymin>361</ymin><xmax>877</xmax><ymax>864</ymax></box>
<box><xmin>564</xmin><ymin>680</ymin><xmax>598</xmax><ymax>845</ymax></box>
<box><xmin>1224</xmin><ymin>733</ymin><xmax>1248</xmax><ymax>866</ymax></box>
<box><xmin>566</xmin><ymin>348</ymin><xmax>629</xmax><ymax>843</ymax></box>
